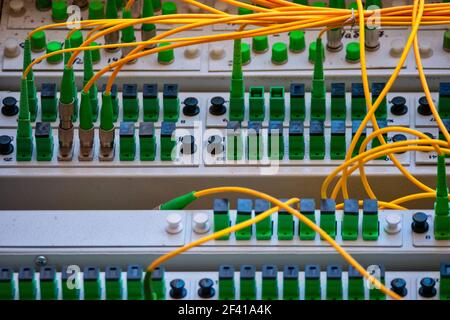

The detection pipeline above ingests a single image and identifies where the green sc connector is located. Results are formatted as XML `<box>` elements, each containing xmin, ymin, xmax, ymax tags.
<box><xmin>163</xmin><ymin>84</ymin><xmax>180</xmax><ymax>122</ymax></box>
<box><xmin>269</xmin><ymin>86</ymin><xmax>285</xmax><ymax>121</ymax></box>
<box><xmin>18</xmin><ymin>267</ymin><xmax>36</xmax><ymax>300</ymax></box>
<box><xmin>122</xmin><ymin>84</ymin><xmax>139</xmax><ymax>122</ymax></box>
<box><xmin>218</xmin><ymin>265</ymin><xmax>235</xmax><ymax>300</ymax></box>
<box><xmin>320</xmin><ymin>199</ymin><xmax>336</xmax><ymax>239</ymax></box>
<box><xmin>0</xmin><ymin>268</ymin><xmax>15</xmax><ymax>300</ymax></box>
<box><xmin>326</xmin><ymin>265</ymin><xmax>343</xmax><ymax>300</ymax></box>
<box><xmin>226</xmin><ymin>121</ymin><xmax>243</xmax><ymax>161</ymax></box>
<box><xmin>283</xmin><ymin>265</ymin><xmax>299</xmax><ymax>300</ymax></box>
<box><xmin>127</xmin><ymin>265</ymin><xmax>144</xmax><ymax>300</ymax></box>
<box><xmin>139</xmin><ymin>122</ymin><xmax>156</xmax><ymax>161</ymax></box>
<box><xmin>255</xmin><ymin>199</ymin><xmax>272</xmax><ymax>240</ymax></box>
<box><xmin>213</xmin><ymin>198</ymin><xmax>230</xmax><ymax>240</ymax></box>
<box><xmin>341</xmin><ymin>199</ymin><xmax>359</xmax><ymax>241</ymax></box>
<box><xmin>119</xmin><ymin>122</ymin><xmax>136</xmax><ymax>161</ymax></box>
<box><xmin>151</xmin><ymin>268</ymin><xmax>166</xmax><ymax>300</ymax></box>
<box><xmin>83</xmin><ymin>266</ymin><xmax>101</xmax><ymax>300</ymax></box>
<box><xmin>277</xmin><ymin>199</ymin><xmax>295</xmax><ymax>240</ymax></box>
<box><xmin>105</xmin><ymin>266</ymin><xmax>123</xmax><ymax>300</ymax></box>
<box><xmin>309</xmin><ymin>120</ymin><xmax>325</xmax><ymax>160</ymax></box>
<box><xmin>438</xmin><ymin>83</ymin><xmax>450</xmax><ymax>119</ymax></box>
<box><xmin>39</xmin><ymin>267</ymin><xmax>58</xmax><ymax>300</ymax></box>
<box><xmin>229</xmin><ymin>40</ymin><xmax>245</xmax><ymax>121</ymax></box>
<box><xmin>372</xmin><ymin>83</ymin><xmax>387</xmax><ymax>120</ymax></box>
<box><xmin>330</xmin><ymin>120</ymin><xmax>346</xmax><ymax>160</ymax></box>
<box><xmin>16</xmin><ymin>79</ymin><xmax>33</xmax><ymax>161</ymax></box>
<box><xmin>305</xmin><ymin>265</ymin><xmax>321</xmax><ymax>300</ymax></box>
<box><xmin>331</xmin><ymin>83</ymin><xmax>346</xmax><ymax>120</ymax></box>
<box><xmin>299</xmin><ymin>199</ymin><xmax>316</xmax><ymax>240</ymax></box>
<box><xmin>351</xmin><ymin>120</ymin><xmax>367</xmax><ymax>157</ymax></box>
<box><xmin>261</xmin><ymin>265</ymin><xmax>278</xmax><ymax>300</ymax></box>
<box><xmin>310</xmin><ymin>38</ymin><xmax>326</xmax><ymax>120</ymax></box>
<box><xmin>235</xmin><ymin>199</ymin><xmax>253</xmax><ymax>240</ymax></box>
<box><xmin>35</xmin><ymin>122</ymin><xmax>53</xmax><ymax>161</ymax></box>
<box><xmin>351</xmin><ymin>83</ymin><xmax>366</xmax><ymax>120</ymax></box>
<box><xmin>440</xmin><ymin>263</ymin><xmax>450</xmax><ymax>300</ymax></box>
<box><xmin>249</xmin><ymin>86</ymin><xmax>265</xmax><ymax>121</ymax></box>
<box><xmin>290</xmin><ymin>83</ymin><xmax>305</xmax><ymax>121</ymax></box>
<box><xmin>362</xmin><ymin>199</ymin><xmax>379</xmax><ymax>241</ymax></box>
<box><xmin>288</xmin><ymin>121</ymin><xmax>304</xmax><ymax>160</ymax></box>
<box><xmin>247</xmin><ymin>121</ymin><xmax>263</xmax><ymax>161</ymax></box>
<box><xmin>143</xmin><ymin>84</ymin><xmax>159</xmax><ymax>122</ymax></box>
<box><xmin>240</xmin><ymin>265</ymin><xmax>256</xmax><ymax>300</ymax></box>
<box><xmin>268</xmin><ymin>121</ymin><xmax>284</xmax><ymax>160</ymax></box>
<box><xmin>40</xmin><ymin>83</ymin><xmax>58</xmax><ymax>122</ymax></box>
<box><xmin>370</xmin><ymin>120</ymin><xmax>388</xmax><ymax>160</ymax></box>
<box><xmin>160</xmin><ymin>122</ymin><xmax>176</xmax><ymax>161</ymax></box>
<box><xmin>434</xmin><ymin>155</ymin><xmax>450</xmax><ymax>239</ymax></box>
<box><xmin>348</xmin><ymin>266</ymin><xmax>365</xmax><ymax>300</ymax></box>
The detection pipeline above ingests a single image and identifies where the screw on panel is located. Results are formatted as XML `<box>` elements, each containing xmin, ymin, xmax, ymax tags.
<box><xmin>34</xmin><ymin>255</ymin><xmax>48</xmax><ymax>267</ymax></box>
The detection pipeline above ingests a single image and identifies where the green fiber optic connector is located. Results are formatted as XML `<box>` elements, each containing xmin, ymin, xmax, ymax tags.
<box><xmin>16</xmin><ymin>79</ymin><xmax>33</xmax><ymax>161</ymax></box>
<box><xmin>151</xmin><ymin>267</ymin><xmax>166</xmax><ymax>300</ymax></box>
<box><xmin>143</xmin><ymin>84</ymin><xmax>159</xmax><ymax>122</ymax></box>
<box><xmin>438</xmin><ymin>83</ymin><xmax>450</xmax><ymax>119</ymax></box>
<box><xmin>240</xmin><ymin>265</ymin><xmax>256</xmax><ymax>300</ymax></box>
<box><xmin>160</xmin><ymin>121</ymin><xmax>176</xmax><ymax>161</ymax></box>
<box><xmin>39</xmin><ymin>266</ymin><xmax>58</xmax><ymax>300</ymax></box>
<box><xmin>362</xmin><ymin>199</ymin><xmax>379</xmax><ymax>241</ymax></box>
<box><xmin>330</xmin><ymin>120</ymin><xmax>346</xmax><ymax>160</ymax></box>
<box><xmin>249</xmin><ymin>86</ymin><xmax>265</xmax><ymax>121</ymax></box>
<box><xmin>23</xmin><ymin>40</ymin><xmax>38</xmax><ymax>122</ymax></box>
<box><xmin>283</xmin><ymin>265</ymin><xmax>299</xmax><ymax>300</ymax></box>
<box><xmin>235</xmin><ymin>199</ymin><xmax>253</xmax><ymax>240</ymax></box>
<box><xmin>440</xmin><ymin>263</ymin><xmax>450</xmax><ymax>300</ymax></box>
<box><xmin>348</xmin><ymin>266</ymin><xmax>365</xmax><ymax>300</ymax></box>
<box><xmin>218</xmin><ymin>265</ymin><xmax>235</xmax><ymax>300</ymax></box>
<box><xmin>351</xmin><ymin>83</ymin><xmax>366</xmax><ymax>120</ymax></box>
<box><xmin>83</xmin><ymin>50</ymin><xmax>99</xmax><ymax>122</ymax></box>
<box><xmin>247</xmin><ymin>121</ymin><xmax>263</xmax><ymax>161</ymax></box>
<box><xmin>372</xmin><ymin>83</ymin><xmax>387</xmax><ymax>120</ymax></box>
<box><xmin>331</xmin><ymin>83</ymin><xmax>346</xmax><ymax>120</ymax></box>
<box><xmin>163</xmin><ymin>84</ymin><xmax>179</xmax><ymax>122</ymax></box>
<box><xmin>127</xmin><ymin>265</ymin><xmax>144</xmax><ymax>300</ymax></box>
<box><xmin>213</xmin><ymin>198</ymin><xmax>230</xmax><ymax>240</ymax></box>
<box><xmin>229</xmin><ymin>39</ymin><xmax>245</xmax><ymax>121</ymax></box>
<box><xmin>268</xmin><ymin>121</ymin><xmax>284</xmax><ymax>160</ymax></box>
<box><xmin>139</xmin><ymin>122</ymin><xmax>156</xmax><ymax>161</ymax></box>
<box><xmin>290</xmin><ymin>83</ymin><xmax>305</xmax><ymax>121</ymax></box>
<box><xmin>255</xmin><ymin>199</ymin><xmax>272</xmax><ymax>240</ymax></box>
<box><xmin>341</xmin><ymin>199</ymin><xmax>359</xmax><ymax>241</ymax></box>
<box><xmin>370</xmin><ymin>120</ymin><xmax>388</xmax><ymax>160</ymax></box>
<box><xmin>434</xmin><ymin>155</ymin><xmax>450</xmax><ymax>240</ymax></box>
<box><xmin>105</xmin><ymin>266</ymin><xmax>123</xmax><ymax>300</ymax></box>
<box><xmin>226</xmin><ymin>121</ymin><xmax>243</xmax><ymax>161</ymax></box>
<box><xmin>83</xmin><ymin>266</ymin><xmax>101</xmax><ymax>300</ymax></box>
<box><xmin>277</xmin><ymin>198</ymin><xmax>295</xmax><ymax>240</ymax></box>
<box><xmin>0</xmin><ymin>268</ymin><xmax>15</xmax><ymax>300</ymax></box>
<box><xmin>40</xmin><ymin>83</ymin><xmax>58</xmax><ymax>122</ymax></box>
<box><xmin>18</xmin><ymin>267</ymin><xmax>36</xmax><ymax>300</ymax></box>
<box><xmin>299</xmin><ymin>198</ymin><xmax>316</xmax><ymax>240</ymax></box>
<box><xmin>122</xmin><ymin>84</ymin><xmax>139</xmax><ymax>122</ymax></box>
<box><xmin>326</xmin><ymin>265</ymin><xmax>343</xmax><ymax>300</ymax></box>
<box><xmin>320</xmin><ymin>199</ymin><xmax>336</xmax><ymax>239</ymax></box>
<box><xmin>309</xmin><ymin>120</ymin><xmax>325</xmax><ymax>160</ymax></box>
<box><xmin>351</xmin><ymin>120</ymin><xmax>367</xmax><ymax>157</ymax></box>
<box><xmin>310</xmin><ymin>38</ymin><xmax>326</xmax><ymax>120</ymax></box>
<box><xmin>35</xmin><ymin>122</ymin><xmax>54</xmax><ymax>161</ymax></box>
<box><xmin>61</xmin><ymin>266</ymin><xmax>81</xmax><ymax>300</ymax></box>
<box><xmin>261</xmin><ymin>265</ymin><xmax>278</xmax><ymax>300</ymax></box>
<box><xmin>304</xmin><ymin>265</ymin><xmax>321</xmax><ymax>300</ymax></box>
<box><xmin>289</xmin><ymin>121</ymin><xmax>304</xmax><ymax>160</ymax></box>
<box><xmin>269</xmin><ymin>86</ymin><xmax>285</xmax><ymax>121</ymax></box>
<box><xmin>119</xmin><ymin>122</ymin><xmax>136</xmax><ymax>161</ymax></box>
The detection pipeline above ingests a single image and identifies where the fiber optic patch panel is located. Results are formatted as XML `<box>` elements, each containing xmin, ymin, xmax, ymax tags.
<box><xmin>0</xmin><ymin>207</ymin><xmax>449</xmax><ymax>268</ymax></box>
<box><xmin>1</xmin><ymin>265</ymin><xmax>449</xmax><ymax>300</ymax></box>
<box><xmin>1</xmin><ymin>0</ymin><xmax>450</xmax><ymax>91</ymax></box>
<box><xmin>0</xmin><ymin>85</ymin><xmax>449</xmax><ymax>208</ymax></box>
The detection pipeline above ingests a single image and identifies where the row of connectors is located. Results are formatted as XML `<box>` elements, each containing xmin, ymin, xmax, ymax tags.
<box><xmin>2</xmin><ymin>263</ymin><xmax>449</xmax><ymax>300</ymax></box>
<box><xmin>212</xmin><ymin>198</ymin><xmax>380</xmax><ymax>241</ymax></box>
<box><xmin>224</xmin><ymin>119</ymin><xmax>399</xmax><ymax>161</ymax></box>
